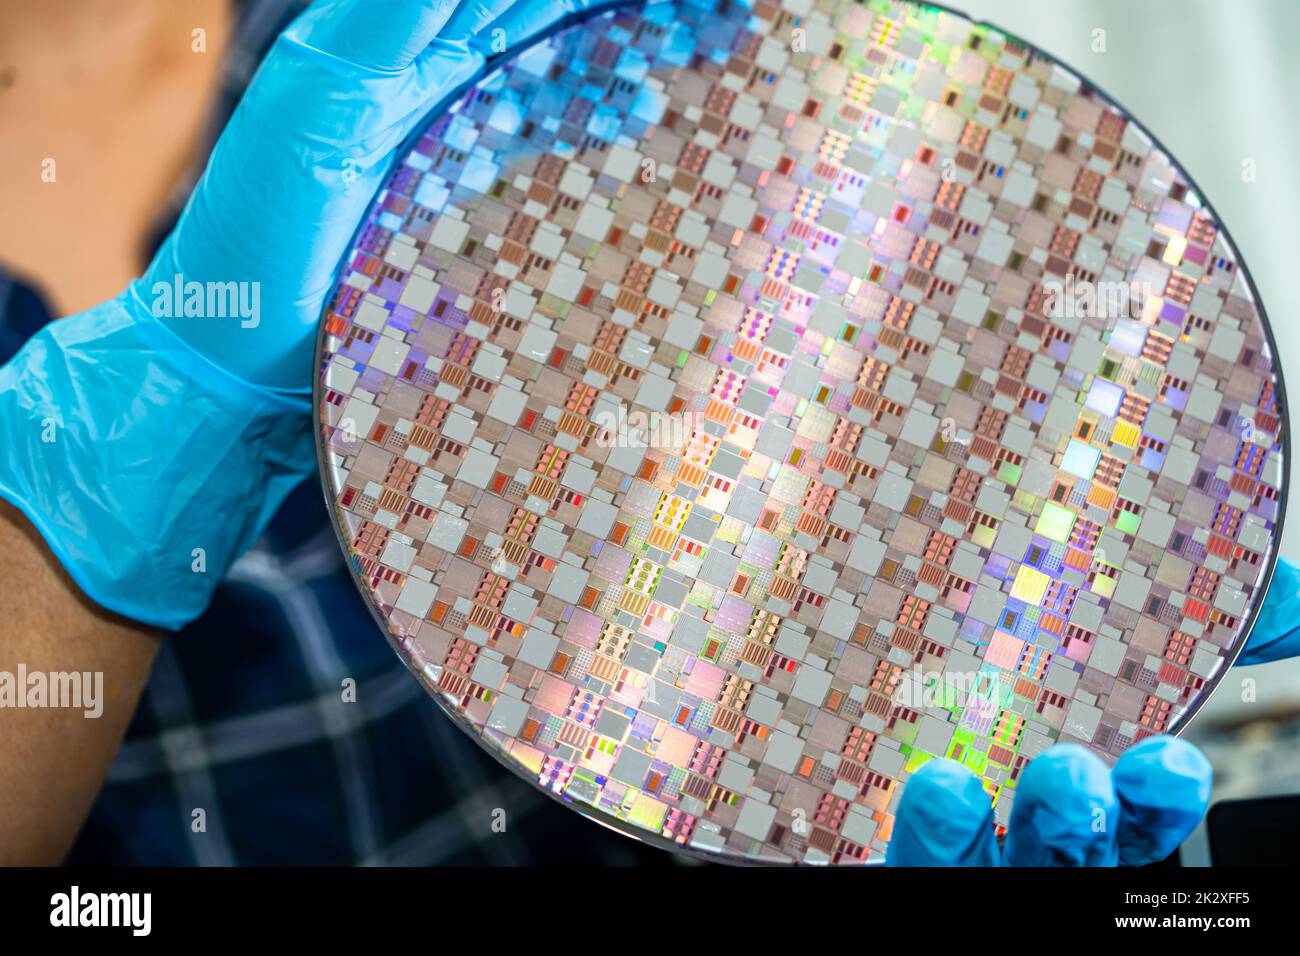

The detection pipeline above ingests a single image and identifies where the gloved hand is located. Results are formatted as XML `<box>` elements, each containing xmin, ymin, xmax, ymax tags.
<box><xmin>0</xmin><ymin>0</ymin><xmax>604</xmax><ymax>630</ymax></box>
<box><xmin>887</xmin><ymin>556</ymin><xmax>1300</xmax><ymax>865</ymax></box>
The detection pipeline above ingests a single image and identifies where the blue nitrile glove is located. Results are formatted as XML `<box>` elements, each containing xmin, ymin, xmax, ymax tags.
<box><xmin>0</xmin><ymin>0</ymin><xmax>603</xmax><ymax>630</ymax></box>
<box><xmin>888</xmin><ymin>556</ymin><xmax>1300</xmax><ymax>865</ymax></box>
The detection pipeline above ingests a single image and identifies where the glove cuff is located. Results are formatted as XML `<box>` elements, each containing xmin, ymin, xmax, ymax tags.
<box><xmin>0</xmin><ymin>290</ymin><xmax>314</xmax><ymax>630</ymax></box>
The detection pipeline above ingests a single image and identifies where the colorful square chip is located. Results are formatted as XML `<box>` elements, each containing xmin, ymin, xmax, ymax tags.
<box><xmin>1085</xmin><ymin>378</ymin><xmax>1126</xmax><ymax>418</ymax></box>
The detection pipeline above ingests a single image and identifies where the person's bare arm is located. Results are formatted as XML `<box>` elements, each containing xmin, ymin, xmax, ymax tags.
<box><xmin>0</xmin><ymin>501</ymin><xmax>158</xmax><ymax>865</ymax></box>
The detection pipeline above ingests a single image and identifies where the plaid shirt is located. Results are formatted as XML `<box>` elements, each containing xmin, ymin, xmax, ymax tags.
<box><xmin>0</xmin><ymin>0</ymin><xmax>664</xmax><ymax>867</ymax></box>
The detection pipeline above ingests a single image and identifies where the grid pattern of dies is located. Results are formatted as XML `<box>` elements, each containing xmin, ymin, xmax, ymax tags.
<box><xmin>315</xmin><ymin>0</ymin><xmax>1286</xmax><ymax>863</ymax></box>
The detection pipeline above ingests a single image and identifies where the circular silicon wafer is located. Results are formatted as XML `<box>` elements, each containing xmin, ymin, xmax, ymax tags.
<box><xmin>315</xmin><ymin>0</ymin><xmax>1288</xmax><ymax>863</ymax></box>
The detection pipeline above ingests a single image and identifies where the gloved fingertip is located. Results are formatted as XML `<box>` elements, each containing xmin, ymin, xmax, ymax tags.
<box><xmin>441</xmin><ymin>0</ymin><xmax>520</xmax><ymax>42</ymax></box>
<box><xmin>1004</xmin><ymin>743</ymin><xmax>1118</xmax><ymax>867</ymax></box>
<box><xmin>886</xmin><ymin>758</ymin><xmax>1000</xmax><ymax>867</ymax></box>
<box><xmin>1113</xmin><ymin>735</ymin><xmax>1211</xmax><ymax>866</ymax></box>
<box><xmin>1240</xmin><ymin>556</ymin><xmax>1300</xmax><ymax>665</ymax></box>
<box><xmin>291</xmin><ymin>0</ymin><xmax>461</xmax><ymax>72</ymax></box>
